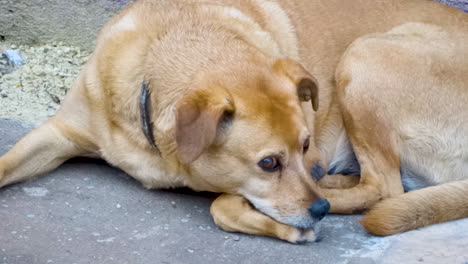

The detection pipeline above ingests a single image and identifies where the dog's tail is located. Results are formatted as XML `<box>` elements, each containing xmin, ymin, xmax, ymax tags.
<box><xmin>361</xmin><ymin>179</ymin><xmax>468</xmax><ymax>235</ymax></box>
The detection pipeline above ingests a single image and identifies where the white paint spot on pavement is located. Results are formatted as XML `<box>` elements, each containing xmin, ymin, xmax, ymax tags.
<box><xmin>22</xmin><ymin>187</ymin><xmax>49</xmax><ymax>197</ymax></box>
<box><xmin>340</xmin><ymin>233</ymin><xmax>394</xmax><ymax>260</ymax></box>
<box><xmin>97</xmin><ymin>237</ymin><xmax>115</xmax><ymax>243</ymax></box>
<box><xmin>134</xmin><ymin>227</ymin><xmax>161</xmax><ymax>240</ymax></box>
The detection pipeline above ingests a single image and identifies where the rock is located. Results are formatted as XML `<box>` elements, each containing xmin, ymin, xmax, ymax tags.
<box><xmin>0</xmin><ymin>90</ymin><xmax>9</xmax><ymax>98</ymax></box>
<box><xmin>4</xmin><ymin>50</ymin><xmax>25</xmax><ymax>67</ymax></box>
<box><xmin>48</xmin><ymin>93</ymin><xmax>60</xmax><ymax>104</ymax></box>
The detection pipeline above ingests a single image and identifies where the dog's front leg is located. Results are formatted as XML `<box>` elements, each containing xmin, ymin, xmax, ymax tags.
<box><xmin>0</xmin><ymin>118</ymin><xmax>89</xmax><ymax>187</ymax></box>
<box><xmin>210</xmin><ymin>194</ymin><xmax>315</xmax><ymax>243</ymax></box>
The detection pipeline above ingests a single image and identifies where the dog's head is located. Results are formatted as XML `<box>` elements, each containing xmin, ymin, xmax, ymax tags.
<box><xmin>174</xmin><ymin>58</ymin><xmax>327</xmax><ymax>229</ymax></box>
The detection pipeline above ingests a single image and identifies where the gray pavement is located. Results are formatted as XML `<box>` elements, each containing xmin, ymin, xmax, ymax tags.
<box><xmin>1</xmin><ymin>118</ymin><xmax>467</xmax><ymax>264</ymax></box>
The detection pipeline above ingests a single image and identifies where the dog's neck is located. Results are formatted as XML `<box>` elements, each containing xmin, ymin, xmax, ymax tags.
<box><xmin>139</xmin><ymin>81</ymin><xmax>160</xmax><ymax>153</ymax></box>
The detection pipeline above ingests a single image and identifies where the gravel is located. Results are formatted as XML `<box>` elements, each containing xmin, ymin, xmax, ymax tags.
<box><xmin>0</xmin><ymin>42</ymin><xmax>90</xmax><ymax>124</ymax></box>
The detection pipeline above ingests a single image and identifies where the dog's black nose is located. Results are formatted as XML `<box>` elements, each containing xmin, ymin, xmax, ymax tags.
<box><xmin>310</xmin><ymin>162</ymin><xmax>325</xmax><ymax>181</ymax></box>
<box><xmin>309</xmin><ymin>198</ymin><xmax>330</xmax><ymax>220</ymax></box>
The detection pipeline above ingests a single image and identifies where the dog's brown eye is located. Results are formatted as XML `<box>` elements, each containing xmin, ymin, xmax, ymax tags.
<box><xmin>303</xmin><ymin>137</ymin><xmax>310</xmax><ymax>153</ymax></box>
<box><xmin>258</xmin><ymin>156</ymin><xmax>281</xmax><ymax>172</ymax></box>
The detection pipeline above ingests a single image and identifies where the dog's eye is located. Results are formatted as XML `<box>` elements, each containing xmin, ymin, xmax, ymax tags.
<box><xmin>258</xmin><ymin>156</ymin><xmax>281</xmax><ymax>172</ymax></box>
<box><xmin>303</xmin><ymin>137</ymin><xmax>310</xmax><ymax>153</ymax></box>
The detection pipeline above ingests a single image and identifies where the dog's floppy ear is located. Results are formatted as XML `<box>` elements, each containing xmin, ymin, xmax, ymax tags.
<box><xmin>274</xmin><ymin>59</ymin><xmax>319</xmax><ymax>111</ymax></box>
<box><xmin>175</xmin><ymin>87</ymin><xmax>234</xmax><ymax>164</ymax></box>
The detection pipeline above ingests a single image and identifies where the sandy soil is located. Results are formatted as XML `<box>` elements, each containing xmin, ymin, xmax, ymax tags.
<box><xmin>0</xmin><ymin>41</ymin><xmax>90</xmax><ymax>125</ymax></box>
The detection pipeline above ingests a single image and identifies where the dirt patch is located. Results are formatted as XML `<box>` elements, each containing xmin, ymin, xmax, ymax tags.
<box><xmin>0</xmin><ymin>42</ymin><xmax>90</xmax><ymax>124</ymax></box>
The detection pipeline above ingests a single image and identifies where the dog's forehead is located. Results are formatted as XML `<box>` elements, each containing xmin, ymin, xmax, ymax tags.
<box><xmin>235</xmin><ymin>79</ymin><xmax>305</xmax><ymax>149</ymax></box>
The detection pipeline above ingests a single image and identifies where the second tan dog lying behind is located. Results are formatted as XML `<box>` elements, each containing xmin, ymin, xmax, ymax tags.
<box><xmin>0</xmin><ymin>0</ymin><xmax>467</xmax><ymax>243</ymax></box>
<box><xmin>339</xmin><ymin>23</ymin><xmax>468</xmax><ymax>235</ymax></box>
<box><xmin>317</xmin><ymin>23</ymin><xmax>468</xmax><ymax>235</ymax></box>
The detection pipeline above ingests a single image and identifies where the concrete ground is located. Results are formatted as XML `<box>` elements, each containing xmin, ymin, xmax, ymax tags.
<box><xmin>0</xmin><ymin>0</ymin><xmax>466</xmax><ymax>51</ymax></box>
<box><xmin>1</xmin><ymin>117</ymin><xmax>467</xmax><ymax>264</ymax></box>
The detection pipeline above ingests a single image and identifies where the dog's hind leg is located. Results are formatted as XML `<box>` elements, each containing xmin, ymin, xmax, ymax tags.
<box><xmin>319</xmin><ymin>94</ymin><xmax>405</xmax><ymax>213</ymax></box>
<box><xmin>320</xmin><ymin>145</ymin><xmax>403</xmax><ymax>214</ymax></box>
<box><xmin>318</xmin><ymin>174</ymin><xmax>360</xmax><ymax>189</ymax></box>
<box><xmin>319</xmin><ymin>76</ymin><xmax>406</xmax><ymax>213</ymax></box>
<box><xmin>210</xmin><ymin>194</ymin><xmax>316</xmax><ymax>243</ymax></box>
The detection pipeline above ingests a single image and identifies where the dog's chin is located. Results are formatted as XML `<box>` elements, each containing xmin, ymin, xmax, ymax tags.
<box><xmin>243</xmin><ymin>195</ymin><xmax>320</xmax><ymax>242</ymax></box>
<box><xmin>281</xmin><ymin>214</ymin><xmax>317</xmax><ymax>229</ymax></box>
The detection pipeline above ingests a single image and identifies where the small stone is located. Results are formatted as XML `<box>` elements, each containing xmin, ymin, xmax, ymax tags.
<box><xmin>116</xmin><ymin>203</ymin><xmax>121</xmax><ymax>209</ymax></box>
<box><xmin>186</xmin><ymin>248</ymin><xmax>194</xmax><ymax>253</ymax></box>
<box><xmin>233</xmin><ymin>236</ymin><xmax>240</xmax><ymax>241</ymax></box>
<box><xmin>49</xmin><ymin>93</ymin><xmax>60</xmax><ymax>104</ymax></box>
<box><xmin>171</xmin><ymin>201</ymin><xmax>176</xmax><ymax>208</ymax></box>
<box><xmin>180</xmin><ymin>218</ymin><xmax>189</xmax><ymax>223</ymax></box>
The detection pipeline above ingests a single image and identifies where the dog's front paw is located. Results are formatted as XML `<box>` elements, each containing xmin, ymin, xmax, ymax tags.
<box><xmin>283</xmin><ymin>227</ymin><xmax>319</xmax><ymax>244</ymax></box>
<box><xmin>0</xmin><ymin>164</ymin><xmax>4</xmax><ymax>188</ymax></box>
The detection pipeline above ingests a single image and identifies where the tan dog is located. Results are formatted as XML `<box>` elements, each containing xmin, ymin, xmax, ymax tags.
<box><xmin>0</xmin><ymin>0</ymin><xmax>467</xmax><ymax>243</ymax></box>
<box><xmin>339</xmin><ymin>23</ymin><xmax>468</xmax><ymax>235</ymax></box>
